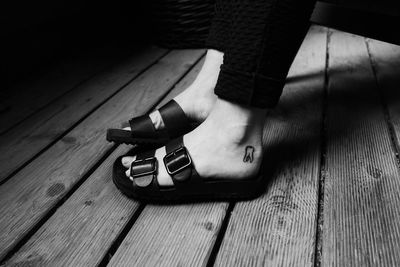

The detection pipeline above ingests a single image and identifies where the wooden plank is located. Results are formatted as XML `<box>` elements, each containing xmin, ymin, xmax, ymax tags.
<box><xmin>4</xmin><ymin>58</ymin><xmax>205</xmax><ymax>267</ymax></box>
<box><xmin>2</xmin><ymin>147</ymin><xmax>138</xmax><ymax>267</ymax></box>
<box><xmin>367</xmin><ymin>40</ymin><xmax>400</xmax><ymax>146</ymax></box>
<box><xmin>0</xmin><ymin>49</ymin><xmax>204</xmax><ymax>261</ymax></box>
<box><xmin>0</xmin><ymin>46</ymin><xmax>167</xmax><ymax>183</ymax></box>
<box><xmin>321</xmin><ymin>31</ymin><xmax>400</xmax><ymax>265</ymax></box>
<box><xmin>109</xmin><ymin>203</ymin><xmax>229</xmax><ymax>267</ymax></box>
<box><xmin>311</xmin><ymin>2</ymin><xmax>400</xmax><ymax>45</ymax></box>
<box><xmin>214</xmin><ymin>26</ymin><xmax>327</xmax><ymax>266</ymax></box>
<box><xmin>0</xmin><ymin>47</ymin><xmax>121</xmax><ymax>134</ymax></box>
<box><xmin>7</xmin><ymin>58</ymin><xmax>203</xmax><ymax>266</ymax></box>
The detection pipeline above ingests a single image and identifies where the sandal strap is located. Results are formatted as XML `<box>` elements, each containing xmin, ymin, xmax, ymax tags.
<box><xmin>130</xmin><ymin>149</ymin><xmax>158</xmax><ymax>188</ymax></box>
<box><xmin>159</xmin><ymin>100</ymin><xmax>192</xmax><ymax>139</ymax></box>
<box><xmin>164</xmin><ymin>137</ymin><xmax>200</xmax><ymax>185</ymax></box>
<box><xmin>129</xmin><ymin>115</ymin><xmax>160</xmax><ymax>138</ymax></box>
<box><xmin>128</xmin><ymin>100</ymin><xmax>190</xmax><ymax>139</ymax></box>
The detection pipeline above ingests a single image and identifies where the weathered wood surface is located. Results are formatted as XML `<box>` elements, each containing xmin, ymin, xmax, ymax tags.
<box><xmin>214</xmin><ymin>26</ymin><xmax>327</xmax><ymax>266</ymax></box>
<box><xmin>1</xmin><ymin>28</ymin><xmax>400</xmax><ymax>267</ymax></box>
<box><xmin>109</xmin><ymin>203</ymin><xmax>228</xmax><ymax>267</ymax></box>
<box><xmin>3</xmin><ymin>146</ymin><xmax>139</xmax><ymax>267</ymax></box>
<box><xmin>367</xmin><ymin>39</ymin><xmax>400</xmax><ymax>149</ymax></box>
<box><xmin>0</xmin><ymin>47</ymin><xmax>120</xmax><ymax>135</ymax></box>
<box><xmin>0</xmin><ymin>49</ymin><xmax>204</xmax><ymax>261</ymax></box>
<box><xmin>0</xmin><ymin>46</ymin><xmax>167</xmax><ymax>183</ymax></box>
<box><xmin>4</xmin><ymin>57</ymin><xmax>206</xmax><ymax>267</ymax></box>
<box><xmin>321</xmin><ymin>31</ymin><xmax>400</xmax><ymax>266</ymax></box>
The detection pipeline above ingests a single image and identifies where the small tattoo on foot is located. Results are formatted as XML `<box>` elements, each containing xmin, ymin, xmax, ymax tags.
<box><xmin>243</xmin><ymin>146</ymin><xmax>255</xmax><ymax>163</ymax></box>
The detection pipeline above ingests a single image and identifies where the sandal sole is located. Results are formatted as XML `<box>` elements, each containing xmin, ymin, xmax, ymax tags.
<box><xmin>112</xmin><ymin>155</ymin><xmax>266</xmax><ymax>203</ymax></box>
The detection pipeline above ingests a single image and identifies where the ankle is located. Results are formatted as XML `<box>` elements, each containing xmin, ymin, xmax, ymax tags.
<box><xmin>210</xmin><ymin>98</ymin><xmax>267</xmax><ymax>127</ymax></box>
<box><xmin>174</xmin><ymin>92</ymin><xmax>216</xmax><ymax>121</ymax></box>
<box><xmin>204</xmin><ymin>49</ymin><xmax>224</xmax><ymax>64</ymax></box>
<box><xmin>205</xmin><ymin>99</ymin><xmax>266</xmax><ymax>146</ymax></box>
<box><xmin>188</xmin><ymin>49</ymin><xmax>223</xmax><ymax>91</ymax></box>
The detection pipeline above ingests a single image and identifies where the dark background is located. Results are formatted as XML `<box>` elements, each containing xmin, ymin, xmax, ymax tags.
<box><xmin>1</xmin><ymin>1</ymin><xmax>153</xmax><ymax>86</ymax></box>
<box><xmin>2</xmin><ymin>0</ymin><xmax>399</xmax><ymax>87</ymax></box>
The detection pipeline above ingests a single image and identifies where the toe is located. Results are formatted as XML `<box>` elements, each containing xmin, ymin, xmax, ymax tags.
<box><xmin>121</xmin><ymin>146</ymin><xmax>175</xmax><ymax>187</ymax></box>
<box><xmin>149</xmin><ymin>110</ymin><xmax>165</xmax><ymax>130</ymax></box>
<box><xmin>154</xmin><ymin>147</ymin><xmax>174</xmax><ymax>187</ymax></box>
<box><xmin>122</xmin><ymin>156</ymin><xmax>135</xmax><ymax>168</ymax></box>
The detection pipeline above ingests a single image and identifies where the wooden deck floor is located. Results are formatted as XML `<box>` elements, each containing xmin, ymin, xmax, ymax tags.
<box><xmin>1</xmin><ymin>25</ymin><xmax>400</xmax><ymax>266</ymax></box>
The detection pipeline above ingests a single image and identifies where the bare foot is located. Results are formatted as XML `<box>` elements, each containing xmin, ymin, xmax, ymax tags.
<box><xmin>122</xmin><ymin>98</ymin><xmax>267</xmax><ymax>186</ymax></box>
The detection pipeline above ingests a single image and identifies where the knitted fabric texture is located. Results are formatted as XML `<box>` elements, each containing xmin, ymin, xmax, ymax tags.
<box><xmin>206</xmin><ymin>0</ymin><xmax>231</xmax><ymax>52</ymax></box>
<box><xmin>212</xmin><ymin>0</ymin><xmax>316</xmax><ymax>108</ymax></box>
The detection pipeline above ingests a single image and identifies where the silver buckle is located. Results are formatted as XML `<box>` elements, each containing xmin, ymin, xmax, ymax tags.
<box><xmin>163</xmin><ymin>146</ymin><xmax>192</xmax><ymax>176</ymax></box>
<box><xmin>130</xmin><ymin>157</ymin><xmax>157</xmax><ymax>179</ymax></box>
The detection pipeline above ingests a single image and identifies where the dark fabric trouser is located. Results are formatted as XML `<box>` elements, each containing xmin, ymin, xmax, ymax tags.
<box><xmin>206</xmin><ymin>0</ymin><xmax>317</xmax><ymax>108</ymax></box>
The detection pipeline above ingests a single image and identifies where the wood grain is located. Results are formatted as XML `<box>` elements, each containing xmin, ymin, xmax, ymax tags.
<box><xmin>321</xmin><ymin>31</ymin><xmax>400</xmax><ymax>266</ymax></box>
<box><xmin>0</xmin><ymin>47</ymin><xmax>121</xmax><ymax>134</ymax></box>
<box><xmin>215</xmin><ymin>25</ymin><xmax>327</xmax><ymax>267</ymax></box>
<box><xmin>3</xmin><ymin>145</ymin><xmax>139</xmax><ymax>267</ymax></box>
<box><xmin>4</xmin><ymin>57</ymin><xmax>206</xmax><ymax>267</ymax></box>
<box><xmin>109</xmin><ymin>203</ymin><xmax>229</xmax><ymax>267</ymax></box>
<box><xmin>0</xmin><ymin>49</ymin><xmax>204</xmax><ymax>261</ymax></box>
<box><xmin>0</xmin><ymin>46</ymin><xmax>167</xmax><ymax>183</ymax></box>
<box><xmin>367</xmin><ymin>39</ymin><xmax>400</xmax><ymax>148</ymax></box>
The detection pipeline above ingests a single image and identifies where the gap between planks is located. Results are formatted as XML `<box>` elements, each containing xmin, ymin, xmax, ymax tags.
<box><xmin>313</xmin><ymin>27</ymin><xmax>332</xmax><ymax>267</ymax></box>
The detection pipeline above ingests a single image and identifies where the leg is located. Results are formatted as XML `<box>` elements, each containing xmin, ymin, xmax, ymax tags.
<box><xmin>123</xmin><ymin>0</ymin><xmax>316</xmax><ymax>190</ymax></box>
<box><xmin>206</xmin><ymin>0</ymin><xmax>231</xmax><ymax>52</ymax></box>
<box><xmin>215</xmin><ymin>0</ymin><xmax>316</xmax><ymax>108</ymax></box>
<box><xmin>173</xmin><ymin>0</ymin><xmax>233</xmax><ymax>121</ymax></box>
<box><xmin>124</xmin><ymin>0</ymin><xmax>231</xmax><ymax>132</ymax></box>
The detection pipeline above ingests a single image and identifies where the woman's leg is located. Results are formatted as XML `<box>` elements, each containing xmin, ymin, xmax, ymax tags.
<box><xmin>173</xmin><ymin>0</ymin><xmax>232</xmax><ymax>121</ymax></box>
<box><xmin>123</xmin><ymin>0</ymin><xmax>316</xmax><ymax>186</ymax></box>
<box><xmin>126</xmin><ymin>0</ymin><xmax>231</xmax><ymax>132</ymax></box>
<box><xmin>206</xmin><ymin>0</ymin><xmax>231</xmax><ymax>52</ymax></box>
<box><xmin>215</xmin><ymin>0</ymin><xmax>316</xmax><ymax>108</ymax></box>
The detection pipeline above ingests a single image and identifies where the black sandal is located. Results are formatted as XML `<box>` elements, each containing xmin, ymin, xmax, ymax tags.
<box><xmin>112</xmin><ymin>137</ymin><xmax>266</xmax><ymax>202</ymax></box>
<box><xmin>106</xmin><ymin>100</ymin><xmax>198</xmax><ymax>146</ymax></box>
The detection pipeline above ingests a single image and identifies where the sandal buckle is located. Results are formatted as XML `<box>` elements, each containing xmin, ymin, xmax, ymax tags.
<box><xmin>130</xmin><ymin>157</ymin><xmax>157</xmax><ymax>179</ymax></box>
<box><xmin>163</xmin><ymin>146</ymin><xmax>192</xmax><ymax>176</ymax></box>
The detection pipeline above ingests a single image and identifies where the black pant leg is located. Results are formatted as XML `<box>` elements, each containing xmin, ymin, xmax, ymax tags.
<box><xmin>214</xmin><ymin>0</ymin><xmax>316</xmax><ymax>108</ymax></box>
<box><xmin>206</xmin><ymin>0</ymin><xmax>231</xmax><ymax>52</ymax></box>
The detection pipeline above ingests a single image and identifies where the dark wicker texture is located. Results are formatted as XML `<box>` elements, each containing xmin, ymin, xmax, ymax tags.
<box><xmin>151</xmin><ymin>0</ymin><xmax>216</xmax><ymax>49</ymax></box>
